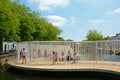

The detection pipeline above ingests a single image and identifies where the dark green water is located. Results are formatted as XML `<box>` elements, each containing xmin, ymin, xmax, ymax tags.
<box><xmin>0</xmin><ymin>67</ymin><xmax>120</xmax><ymax>80</ymax></box>
<box><xmin>0</xmin><ymin>55</ymin><xmax>120</xmax><ymax>80</ymax></box>
<box><xmin>0</xmin><ymin>73</ymin><xmax>100</xmax><ymax>80</ymax></box>
<box><xmin>0</xmin><ymin>71</ymin><xmax>115</xmax><ymax>80</ymax></box>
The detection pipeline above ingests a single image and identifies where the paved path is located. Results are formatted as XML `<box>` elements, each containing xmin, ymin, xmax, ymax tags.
<box><xmin>7</xmin><ymin>59</ymin><xmax>120</xmax><ymax>75</ymax></box>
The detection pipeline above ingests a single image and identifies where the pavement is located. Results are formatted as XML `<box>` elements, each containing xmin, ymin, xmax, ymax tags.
<box><xmin>7</xmin><ymin>58</ymin><xmax>120</xmax><ymax>74</ymax></box>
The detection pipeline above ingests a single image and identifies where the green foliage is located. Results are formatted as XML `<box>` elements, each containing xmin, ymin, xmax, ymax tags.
<box><xmin>0</xmin><ymin>0</ymin><xmax>20</xmax><ymax>41</ymax></box>
<box><xmin>44</xmin><ymin>23</ymin><xmax>62</xmax><ymax>41</ymax></box>
<box><xmin>32</xmin><ymin>18</ymin><xmax>48</xmax><ymax>41</ymax></box>
<box><xmin>86</xmin><ymin>30</ymin><xmax>105</xmax><ymax>41</ymax></box>
<box><xmin>18</xmin><ymin>5</ymin><xmax>36</xmax><ymax>41</ymax></box>
<box><xmin>0</xmin><ymin>0</ymin><xmax>62</xmax><ymax>41</ymax></box>
<box><xmin>55</xmin><ymin>37</ymin><xmax>65</xmax><ymax>41</ymax></box>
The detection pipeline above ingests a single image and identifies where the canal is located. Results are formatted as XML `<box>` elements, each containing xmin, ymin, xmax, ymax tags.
<box><xmin>0</xmin><ymin>71</ymin><xmax>118</xmax><ymax>80</ymax></box>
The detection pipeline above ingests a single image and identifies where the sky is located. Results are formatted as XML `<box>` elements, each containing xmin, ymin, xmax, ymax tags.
<box><xmin>19</xmin><ymin>0</ymin><xmax>120</xmax><ymax>41</ymax></box>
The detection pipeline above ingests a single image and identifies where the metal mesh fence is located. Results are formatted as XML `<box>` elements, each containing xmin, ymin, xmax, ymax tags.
<box><xmin>16</xmin><ymin>41</ymin><xmax>120</xmax><ymax>64</ymax></box>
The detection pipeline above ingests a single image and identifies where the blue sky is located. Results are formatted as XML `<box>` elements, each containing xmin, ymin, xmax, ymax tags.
<box><xmin>19</xmin><ymin>0</ymin><xmax>120</xmax><ymax>41</ymax></box>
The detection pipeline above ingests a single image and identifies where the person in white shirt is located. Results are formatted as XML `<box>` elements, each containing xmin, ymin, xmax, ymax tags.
<box><xmin>21</xmin><ymin>48</ymin><xmax>27</xmax><ymax>64</ymax></box>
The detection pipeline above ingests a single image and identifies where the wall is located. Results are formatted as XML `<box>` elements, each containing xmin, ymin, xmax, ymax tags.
<box><xmin>0</xmin><ymin>52</ymin><xmax>17</xmax><ymax>66</ymax></box>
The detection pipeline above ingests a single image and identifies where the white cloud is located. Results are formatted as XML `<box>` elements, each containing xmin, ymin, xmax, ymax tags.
<box><xmin>76</xmin><ymin>0</ymin><xmax>99</xmax><ymax>4</ymax></box>
<box><xmin>88</xmin><ymin>19</ymin><xmax>104</xmax><ymax>26</ymax></box>
<box><xmin>28</xmin><ymin>0</ymin><xmax>70</xmax><ymax>11</ymax></box>
<box><xmin>113</xmin><ymin>8</ymin><xmax>120</xmax><ymax>14</ymax></box>
<box><xmin>46</xmin><ymin>15</ymin><xmax>67</xmax><ymax>27</ymax></box>
<box><xmin>106</xmin><ymin>8</ymin><xmax>120</xmax><ymax>15</ymax></box>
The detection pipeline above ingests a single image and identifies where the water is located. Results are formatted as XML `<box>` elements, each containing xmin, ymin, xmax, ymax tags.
<box><xmin>0</xmin><ymin>71</ymin><xmax>113</xmax><ymax>80</ymax></box>
<box><xmin>105</xmin><ymin>55</ymin><xmax>120</xmax><ymax>62</ymax></box>
<box><xmin>0</xmin><ymin>73</ymin><xmax>99</xmax><ymax>80</ymax></box>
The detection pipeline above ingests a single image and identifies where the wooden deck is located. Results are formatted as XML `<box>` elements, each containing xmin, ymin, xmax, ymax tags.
<box><xmin>7</xmin><ymin>60</ymin><xmax>120</xmax><ymax>75</ymax></box>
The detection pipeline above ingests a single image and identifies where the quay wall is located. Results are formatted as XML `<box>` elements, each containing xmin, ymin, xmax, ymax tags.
<box><xmin>0</xmin><ymin>53</ymin><xmax>17</xmax><ymax>66</ymax></box>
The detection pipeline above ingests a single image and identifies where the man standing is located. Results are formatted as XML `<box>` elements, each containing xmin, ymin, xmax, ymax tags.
<box><xmin>21</xmin><ymin>48</ymin><xmax>27</xmax><ymax>64</ymax></box>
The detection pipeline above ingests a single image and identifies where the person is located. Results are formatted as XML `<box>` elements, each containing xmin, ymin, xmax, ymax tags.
<box><xmin>55</xmin><ymin>51</ymin><xmax>58</xmax><ymax>63</ymax></box>
<box><xmin>67</xmin><ymin>51</ymin><xmax>71</xmax><ymax>61</ymax></box>
<box><xmin>19</xmin><ymin>50</ymin><xmax>22</xmax><ymax>60</ymax></box>
<box><xmin>52</xmin><ymin>50</ymin><xmax>58</xmax><ymax>64</ymax></box>
<box><xmin>61</xmin><ymin>51</ymin><xmax>64</xmax><ymax>61</ymax></box>
<box><xmin>21</xmin><ymin>48</ymin><xmax>27</xmax><ymax>64</ymax></box>
<box><xmin>52</xmin><ymin>50</ymin><xmax>56</xmax><ymax>64</ymax></box>
<box><xmin>73</xmin><ymin>49</ymin><xmax>77</xmax><ymax>63</ymax></box>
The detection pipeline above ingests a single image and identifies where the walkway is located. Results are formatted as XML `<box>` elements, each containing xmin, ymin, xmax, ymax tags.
<box><xmin>7</xmin><ymin>59</ymin><xmax>120</xmax><ymax>75</ymax></box>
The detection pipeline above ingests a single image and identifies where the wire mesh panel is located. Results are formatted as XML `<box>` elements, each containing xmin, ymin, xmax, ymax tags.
<box><xmin>79</xmin><ymin>40</ymin><xmax>120</xmax><ymax>62</ymax></box>
<box><xmin>16</xmin><ymin>41</ymin><xmax>120</xmax><ymax>64</ymax></box>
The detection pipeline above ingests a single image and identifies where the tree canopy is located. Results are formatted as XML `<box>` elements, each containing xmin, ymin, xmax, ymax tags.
<box><xmin>0</xmin><ymin>0</ymin><xmax>63</xmax><ymax>42</ymax></box>
<box><xmin>85</xmin><ymin>30</ymin><xmax>105</xmax><ymax>41</ymax></box>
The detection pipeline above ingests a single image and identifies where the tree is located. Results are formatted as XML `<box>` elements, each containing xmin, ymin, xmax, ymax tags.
<box><xmin>56</xmin><ymin>37</ymin><xmax>65</xmax><ymax>41</ymax></box>
<box><xmin>0</xmin><ymin>0</ymin><xmax>63</xmax><ymax>41</ymax></box>
<box><xmin>86</xmin><ymin>30</ymin><xmax>105</xmax><ymax>41</ymax></box>
<box><xmin>0</xmin><ymin>0</ymin><xmax>20</xmax><ymax>41</ymax></box>
<box><xmin>18</xmin><ymin>5</ymin><xmax>36</xmax><ymax>41</ymax></box>
<box><xmin>32</xmin><ymin>17</ymin><xmax>48</xmax><ymax>41</ymax></box>
<box><xmin>44</xmin><ymin>23</ymin><xmax>62</xmax><ymax>41</ymax></box>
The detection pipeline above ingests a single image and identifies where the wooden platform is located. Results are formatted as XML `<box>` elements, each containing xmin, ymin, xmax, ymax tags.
<box><xmin>7</xmin><ymin>60</ymin><xmax>120</xmax><ymax>75</ymax></box>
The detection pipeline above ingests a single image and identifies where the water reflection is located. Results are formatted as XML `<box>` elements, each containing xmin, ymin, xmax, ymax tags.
<box><xmin>105</xmin><ymin>55</ymin><xmax>120</xmax><ymax>62</ymax></box>
<box><xmin>80</xmin><ymin>52</ymin><xmax>120</xmax><ymax>62</ymax></box>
